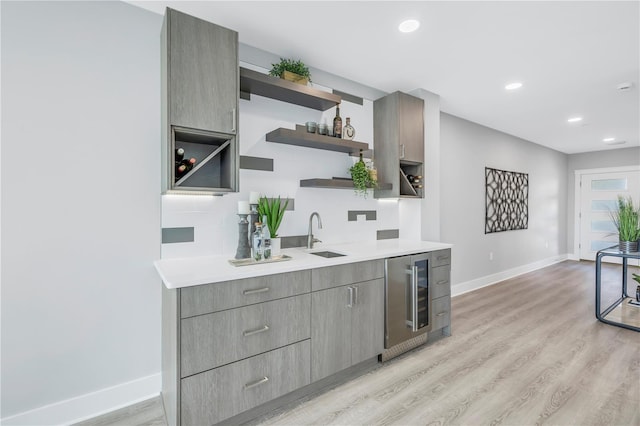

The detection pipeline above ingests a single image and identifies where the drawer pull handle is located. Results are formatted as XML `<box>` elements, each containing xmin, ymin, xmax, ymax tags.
<box><xmin>437</xmin><ymin>280</ymin><xmax>448</xmax><ymax>285</ymax></box>
<box><xmin>244</xmin><ymin>376</ymin><xmax>269</xmax><ymax>390</ymax></box>
<box><xmin>243</xmin><ymin>325</ymin><xmax>270</xmax><ymax>337</ymax></box>
<box><xmin>436</xmin><ymin>312</ymin><xmax>447</xmax><ymax>317</ymax></box>
<box><xmin>243</xmin><ymin>287</ymin><xmax>270</xmax><ymax>295</ymax></box>
<box><xmin>437</xmin><ymin>256</ymin><xmax>448</xmax><ymax>261</ymax></box>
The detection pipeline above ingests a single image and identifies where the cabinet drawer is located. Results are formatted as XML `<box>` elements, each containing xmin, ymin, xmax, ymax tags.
<box><xmin>181</xmin><ymin>294</ymin><xmax>310</xmax><ymax>377</ymax></box>
<box><xmin>312</xmin><ymin>260</ymin><xmax>384</xmax><ymax>291</ymax></box>
<box><xmin>181</xmin><ymin>340</ymin><xmax>311</xmax><ymax>426</ymax></box>
<box><xmin>431</xmin><ymin>296</ymin><xmax>451</xmax><ymax>332</ymax></box>
<box><xmin>431</xmin><ymin>249</ymin><xmax>451</xmax><ymax>268</ymax></box>
<box><xmin>180</xmin><ymin>270</ymin><xmax>311</xmax><ymax>317</ymax></box>
<box><xmin>431</xmin><ymin>266</ymin><xmax>451</xmax><ymax>299</ymax></box>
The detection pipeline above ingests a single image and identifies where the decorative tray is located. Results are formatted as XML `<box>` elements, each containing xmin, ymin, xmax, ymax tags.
<box><xmin>228</xmin><ymin>254</ymin><xmax>292</xmax><ymax>267</ymax></box>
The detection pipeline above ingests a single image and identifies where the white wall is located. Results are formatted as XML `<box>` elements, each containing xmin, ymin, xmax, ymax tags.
<box><xmin>1</xmin><ymin>1</ymin><xmax>162</xmax><ymax>423</ymax></box>
<box><xmin>440</xmin><ymin>113</ymin><xmax>568</xmax><ymax>290</ymax></box>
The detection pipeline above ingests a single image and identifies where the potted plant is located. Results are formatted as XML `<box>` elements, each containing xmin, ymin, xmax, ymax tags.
<box><xmin>269</xmin><ymin>58</ymin><xmax>311</xmax><ymax>85</ymax></box>
<box><xmin>609</xmin><ymin>195</ymin><xmax>640</xmax><ymax>252</ymax></box>
<box><xmin>257</xmin><ymin>196</ymin><xmax>289</xmax><ymax>255</ymax></box>
<box><xmin>349</xmin><ymin>150</ymin><xmax>377</xmax><ymax>197</ymax></box>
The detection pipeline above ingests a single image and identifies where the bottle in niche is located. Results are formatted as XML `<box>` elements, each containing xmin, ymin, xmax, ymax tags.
<box><xmin>252</xmin><ymin>223</ymin><xmax>263</xmax><ymax>261</ymax></box>
<box><xmin>406</xmin><ymin>174</ymin><xmax>415</xmax><ymax>183</ymax></box>
<box><xmin>333</xmin><ymin>104</ymin><xmax>342</xmax><ymax>138</ymax></box>
<box><xmin>175</xmin><ymin>147</ymin><xmax>185</xmax><ymax>162</ymax></box>
<box><xmin>343</xmin><ymin>117</ymin><xmax>355</xmax><ymax>140</ymax></box>
<box><xmin>261</xmin><ymin>215</ymin><xmax>271</xmax><ymax>259</ymax></box>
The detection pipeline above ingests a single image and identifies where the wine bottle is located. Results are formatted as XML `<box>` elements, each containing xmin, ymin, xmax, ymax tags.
<box><xmin>176</xmin><ymin>164</ymin><xmax>187</xmax><ymax>179</ymax></box>
<box><xmin>175</xmin><ymin>147</ymin><xmax>185</xmax><ymax>162</ymax></box>
<box><xmin>406</xmin><ymin>174</ymin><xmax>415</xmax><ymax>183</ymax></box>
<box><xmin>343</xmin><ymin>117</ymin><xmax>355</xmax><ymax>140</ymax></box>
<box><xmin>333</xmin><ymin>104</ymin><xmax>342</xmax><ymax>138</ymax></box>
<box><xmin>181</xmin><ymin>157</ymin><xmax>197</xmax><ymax>172</ymax></box>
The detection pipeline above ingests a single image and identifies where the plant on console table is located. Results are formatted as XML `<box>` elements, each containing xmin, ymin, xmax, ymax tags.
<box><xmin>269</xmin><ymin>58</ymin><xmax>312</xmax><ymax>85</ymax></box>
<box><xmin>349</xmin><ymin>150</ymin><xmax>377</xmax><ymax>197</ymax></box>
<box><xmin>258</xmin><ymin>196</ymin><xmax>290</xmax><ymax>255</ymax></box>
<box><xmin>609</xmin><ymin>195</ymin><xmax>640</xmax><ymax>253</ymax></box>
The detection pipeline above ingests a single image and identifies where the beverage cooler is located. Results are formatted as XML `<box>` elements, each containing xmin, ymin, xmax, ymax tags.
<box><xmin>384</xmin><ymin>253</ymin><xmax>430</xmax><ymax>349</ymax></box>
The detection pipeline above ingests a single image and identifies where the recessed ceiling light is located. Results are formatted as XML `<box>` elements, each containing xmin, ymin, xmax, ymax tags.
<box><xmin>398</xmin><ymin>19</ymin><xmax>420</xmax><ymax>33</ymax></box>
<box><xmin>505</xmin><ymin>82</ymin><xmax>523</xmax><ymax>91</ymax></box>
<box><xmin>603</xmin><ymin>137</ymin><xmax>615</xmax><ymax>142</ymax></box>
<box><xmin>604</xmin><ymin>139</ymin><xmax>626</xmax><ymax>146</ymax></box>
<box><xmin>567</xmin><ymin>116</ymin><xmax>583</xmax><ymax>123</ymax></box>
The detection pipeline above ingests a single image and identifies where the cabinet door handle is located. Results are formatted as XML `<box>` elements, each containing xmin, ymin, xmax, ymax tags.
<box><xmin>243</xmin><ymin>287</ymin><xmax>270</xmax><ymax>295</ymax></box>
<box><xmin>243</xmin><ymin>325</ymin><xmax>269</xmax><ymax>337</ymax></box>
<box><xmin>409</xmin><ymin>266</ymin><xmax>419</xmax><ymax>332</ymax></box>
<box><xmin>437</xmin><ymin>255</ymin><xmax>448</xmax><ymax>261</ymax></box>
<box><xmin>244</xmin><ymin>376</ymin><xmax>269</xmax><ymax>390</ymax></box>
<box><xmin>353</xmin><ymin>285</ymin><xmax>358</xmax><ymax>306</ymax></box>
<box><xmin>400</xmin><ymin>144</ymin><xmax>405</xmax><ymax>159</ymax></box>
<box><xmin>436</xmin><ymin>312</ymin><xmax>446</xmax><ymax>317</ymax></box>
<box><xmin>347</xmin><ymin>286</ymin><xmax>354</xmax><ymax>308</ymax></box>
<box><xmin>437</xmin><ymin>280</ymin><xmax>448</xmax><ymax>285</ymax></box>
<box><xmin>231</xmin><ymin>108</ymin><xmax>237</xmax><ymax>132</ymax></box>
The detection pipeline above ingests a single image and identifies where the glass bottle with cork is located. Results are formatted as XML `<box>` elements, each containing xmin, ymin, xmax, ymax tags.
<box><xmin>333</xmin><ymin>104</ymin><xmax>342</xmax><ymax>138</ymax></box>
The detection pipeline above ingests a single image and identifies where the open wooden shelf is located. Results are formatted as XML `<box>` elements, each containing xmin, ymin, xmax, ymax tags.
<box><xmin>240</xmin><ymin>67</ymin><xmax>341</xmax><ymax>111</ymax></box>
<box><xmin>300</xmin><ymin>178</ymin><xmax>392</xmax><ymax>190</ymax></box>
<box><xmin>266</xmin><ymin>126</ymin><xmax>370</xmax><ymax>157</ymax></box>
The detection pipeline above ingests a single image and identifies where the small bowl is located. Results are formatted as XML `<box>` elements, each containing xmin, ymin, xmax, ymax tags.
<box><xmin>306</xmin><ymin>121</ymin><xmax>317</xmax><ymax>133</ymax></box>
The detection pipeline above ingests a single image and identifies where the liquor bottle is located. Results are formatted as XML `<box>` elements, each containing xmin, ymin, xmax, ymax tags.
<box><xmin>176</xmin><ymin>163</ymin><xmax>187</xmax><ymax>179</ymax></box>
<box><xmin>333</xmin><ymin>104</ymin><xmax>342</xmax><ymax>138</ymax></box>
<box><xmin>406</xmin><ymin>174</ymin><xmax>415</xmax><ymax>183</ymax></box>
<box><xmin>252</xmin><ymin>223</ymin><xmax>263</xmax><ymax>261</ymax></box>
<box><xmin>343</xmin><ymin>117</ymin><xmax>355</xmax><ymax>140</ymax></box>
<box><xmin>175</xmin><ymin>147</ymin><xmax>185</xmax><ymax>162</ymax></box>
<box><xmin>261</xmin><ymin>216</ymin><xmax>271</xmax><ymax>259</ymax></box>
<box><xmin>181</xmin><ymin>157</ymin><xmax>197</xmax><ymax>173</ymax></box>
<box><xmin>412</xmin><ymin>183</ymin><xmax>423</xmax><ymax>189</ymax></box>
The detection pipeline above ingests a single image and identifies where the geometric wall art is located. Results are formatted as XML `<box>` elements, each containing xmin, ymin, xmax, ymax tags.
<box><xmin>485</xmin><ymin>167</ymin><xmax>529</xmax><ymax>233</ymax></box>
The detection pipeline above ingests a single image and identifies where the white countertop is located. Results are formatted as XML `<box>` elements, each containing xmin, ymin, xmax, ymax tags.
<box><xmin>155</xmin><ymin>239</ymin><xmax>452</xmax><ymax>289</ymax></box>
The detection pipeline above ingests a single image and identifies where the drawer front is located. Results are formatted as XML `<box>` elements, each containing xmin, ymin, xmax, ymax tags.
<box><xmin>181</xmin><ymin>294</ymin><xmax>311</xmax><ymax>377</ymax></box>
<box><xmin>180</xmin><ymin>269</ymin><xmax>311</xmax><ymax>317</ymax></box>
<box><xmin>311</xmin><ymin>260</ymin><xmax>384</xmax><ymax>291</ymax></box>
<box><xmin>181</xmin><ymin>340</ymin><xmax>311</xmax><ymax>426</ymax></box>
<box><xmin>431</xmin><ymin>249</ymin><xmax>451</xmax><ymax>268</ymax></box>
<box><xmin>431</xmin><ymin>296</ymin><xmax>451</xmax><ymax>331</ymax></box>
<box><xmin>431</xmin><ymin>266</ymin><xmax>451</xmax><ymax>299</ymax></box>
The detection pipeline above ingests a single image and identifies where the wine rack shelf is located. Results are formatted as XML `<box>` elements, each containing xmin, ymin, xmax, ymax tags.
<box><xmin>300</xmin><ymin>178</ymin><xmax>392</xmax><ymax>191</ymax></box>
<box><xmin>266</xmin><ymin>125</ymin><xmax>370</xmax><ymax>157</ymax></box>
<box><xmin>240</xmin><ymin>67</ymin><xmax>341</xmax><ymax>111</ymax></box>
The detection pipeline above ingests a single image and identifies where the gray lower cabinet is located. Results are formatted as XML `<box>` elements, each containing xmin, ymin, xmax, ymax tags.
<box><xmin>311</xmin><ymin>278</ymin><xmax>384</xmax><ymax>382</ymax></box>
<box><xmin>181</xmin><ymin>340</ymin><xmax>310</xmax><ymax>426</ymax></box>
<box><xmin>429</xmin><ymin>249</ymin><xmax>452</xmax><ymax>335</ymax></box>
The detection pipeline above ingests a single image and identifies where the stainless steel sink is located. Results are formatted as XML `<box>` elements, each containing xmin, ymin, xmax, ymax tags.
<box><xmin>310</xmin><ymin>251</ymin><xmax>346</xmax><ymax>258</ymax></box>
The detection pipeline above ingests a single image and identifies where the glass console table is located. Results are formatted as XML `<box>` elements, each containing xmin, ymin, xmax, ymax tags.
<box><xmin>595</xmin><ymin>246</ymin><xmax>640</xmax><ymax>332</ymax></box>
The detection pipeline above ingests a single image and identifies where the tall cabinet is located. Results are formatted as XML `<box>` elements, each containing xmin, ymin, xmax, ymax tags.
<box><xmin>161</xmin><ymin>8</ymin><xmax>239</xmax><ymax>194</ymax></box>
<box><xmin>373</xmin><ymin>91</ymin><xmax>425</xmax><ymax>198</ymax></box>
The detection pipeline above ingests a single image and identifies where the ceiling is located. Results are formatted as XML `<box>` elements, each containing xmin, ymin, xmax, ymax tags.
<box><xmin>129</xmin><ymin>1</ymin><xmax>640</xmax><ymax>155</ymax></box>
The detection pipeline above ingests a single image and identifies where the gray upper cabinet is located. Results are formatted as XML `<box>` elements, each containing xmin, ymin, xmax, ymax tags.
<box><xmin>161</xmin><ymin>8</ymin><xmax>239</xmax><ymax>194</ymax></box>
<box><xmin>166</xmin><ymin>8</ymin><xmax>238</xmax><ymax>134</ymax></box>
<box><xmin>374</xmin><ymin>91</ymin><xmax>425</xmax><ymax>199</ymax></box>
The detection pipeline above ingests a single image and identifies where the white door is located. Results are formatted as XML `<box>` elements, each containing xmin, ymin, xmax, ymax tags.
<box><xmin>579</xmin><ymin>170</ymin><xmax>640</xmax><ymax>262</ymax></box>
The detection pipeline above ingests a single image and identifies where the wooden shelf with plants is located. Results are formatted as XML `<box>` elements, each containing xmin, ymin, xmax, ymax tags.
<box><xmin>239</xmin><ymin>67</ymin><xmax>341</xmax><ymax>111</ymax></box>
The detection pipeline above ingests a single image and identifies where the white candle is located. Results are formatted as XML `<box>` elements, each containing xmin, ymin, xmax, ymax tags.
<box><xmin>238</xmin><ymin>201</ymin><xmax>250</xmax><ymax>214</ymax></box>
<box><xmin>249</xmin><ymin>191</ymin><xmax>260</xmax><ymax>204</ymax></box>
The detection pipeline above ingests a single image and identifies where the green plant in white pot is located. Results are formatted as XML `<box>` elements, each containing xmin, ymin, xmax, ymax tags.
<box><xmin>609</xmin><ymin>195</ymin><xmax>640</xmax><ymax>252</ymax></box>
<box><xmin>257</xmin><ymin>196</ymin><xmax>289</xmax><ymax>255</ymax></box>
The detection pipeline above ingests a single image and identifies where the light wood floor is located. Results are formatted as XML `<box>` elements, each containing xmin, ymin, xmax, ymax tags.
<box><xmin>79</xmin><ymin>260</ymin><xmax>640</xmax><ymax>426</ymax></box>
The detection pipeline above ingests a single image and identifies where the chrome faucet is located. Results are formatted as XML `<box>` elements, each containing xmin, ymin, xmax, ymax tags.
<box><xmin>307</xmin><ymin>212</ymin><xmax>323</xmax><ymax>249</ymax></box>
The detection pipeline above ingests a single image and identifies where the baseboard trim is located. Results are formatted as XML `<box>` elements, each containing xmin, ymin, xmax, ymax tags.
<box><xmin>451</xmin><ymin>254</ymin><xmax>570</xmax><ymax>297</ymax></box>
<box><xmin>1</xmin><ymin>373</ymin><xmax>161</xmax><ymax>426</ymax></box>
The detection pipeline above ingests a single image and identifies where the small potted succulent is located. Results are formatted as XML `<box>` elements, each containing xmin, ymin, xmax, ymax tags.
<box><xmin>269</xmin><ymin>58</ymin><xmax>311</xmax><ymax>85</ymax></box>
<box><xmin>257</xmin><ymin>196</ymin><xmax>289</xmax><ymax>255</ymax></box>
<box><xmin>349</xmin><ymin>150</ymin><xmax>377</xmax><ymax>197</ymax></box>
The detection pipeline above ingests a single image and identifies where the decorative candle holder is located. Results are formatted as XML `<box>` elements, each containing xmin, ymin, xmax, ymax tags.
<box><xmin>235</xmin><ymin>214</ymin><xmax>251</xmax><ymax>259</ymax></box>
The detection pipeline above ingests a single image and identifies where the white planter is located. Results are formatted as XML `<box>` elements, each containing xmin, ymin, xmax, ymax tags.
<box><xmin>271</xmin><ymin>237</ymin><xmax>281</xmax><ymax>256</ymax></box>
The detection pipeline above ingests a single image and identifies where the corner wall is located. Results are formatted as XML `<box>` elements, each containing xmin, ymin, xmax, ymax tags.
<box><xmin>440</xmin><ymin>113</ymin><xmax>568</xmax><ymax>291</ymax></box>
